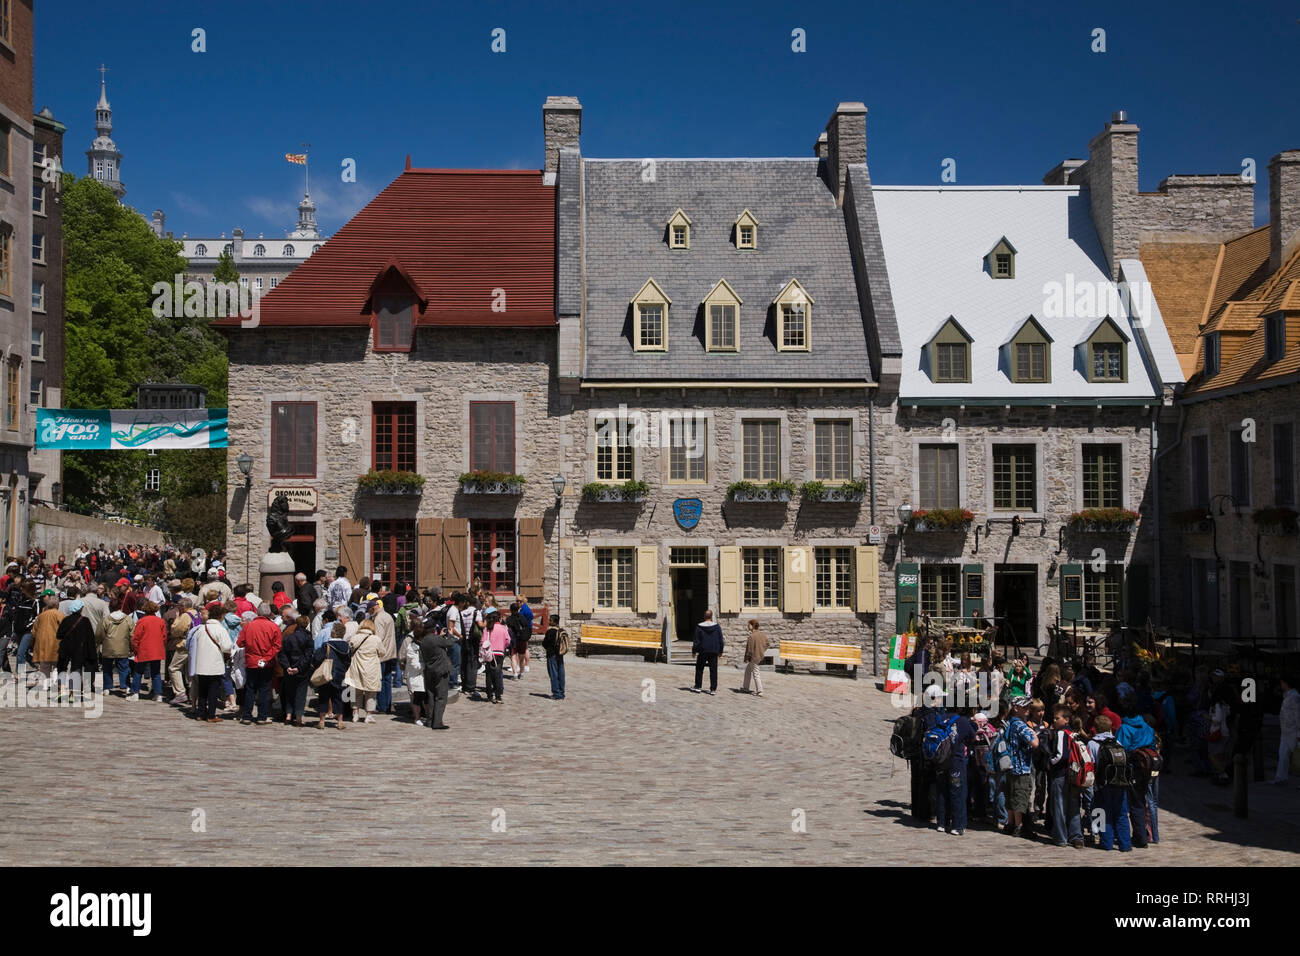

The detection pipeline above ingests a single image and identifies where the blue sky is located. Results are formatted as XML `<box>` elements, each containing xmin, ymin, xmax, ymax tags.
<box><xmin>37</xmin><ymin>0</ymin><xmax>1299</xmax><ymax>239</ymax></box>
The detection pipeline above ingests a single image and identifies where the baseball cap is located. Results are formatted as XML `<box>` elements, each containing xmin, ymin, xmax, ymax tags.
<box><xmin>1011</xmin><ymin>696</ymin><xmax>1032</xmax><ymax>708</ymax></box>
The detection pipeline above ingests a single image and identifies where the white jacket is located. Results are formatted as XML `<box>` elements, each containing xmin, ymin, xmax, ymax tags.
<box><xmin>401</xmin><ymin>636</ymin><xmax>424</xmax><ymax>693</ymax></box>
<box><xmin>192</xmin><ymin>620</ymin><xmax>234</xmax><ymax>676</ymax></box>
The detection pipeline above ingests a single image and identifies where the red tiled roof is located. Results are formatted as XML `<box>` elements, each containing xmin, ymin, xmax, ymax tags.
<box><xmin>215</xmin><ymin>169</ymin><xmax>555</xmax><ymax>329</ymax></box>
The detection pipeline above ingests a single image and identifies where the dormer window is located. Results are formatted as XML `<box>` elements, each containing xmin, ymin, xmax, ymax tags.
<box><xmin>734</xmin><ymin>209</ymin><xmax>759</xmax><ymax>250</ymax></box>
<box><xmin>774</xmin><ymin>279</ymin><xmax>813</xmax><ymax>352</ymax></box>
<box><xmin>986</xmin><ymin>237</ymin><xmax>1017</xmax><ymax>279</ymax></box>
<box><xmin>927</xmin><ymin>316</ymin><xmax>973</xmax><ymax>383</ymax></box>
<box><xmin>1007</xmin><ymin>316</ymin><xmax>1052</xmax><ymax>384</ymax></box>
<box><xmin>194</xmin><ymin>244</ymin><xmax>206</xmax><ymax>256</ymax></box>
<box><xmin>1266</xmin><ymin>313</ymin><xmax>1285</xmax><ymax>363</ymax></box>
<box><xmin>703</xmin><ymin>279</ymin><xmax>741</xmax><ymax>352</ymax></box>
<box><xmin>1080</xmin><ymin>316</ymin><xmax>1129</xmax><ymax>382</ymax></box>
<box><xmin>283</xmin><ymin>244</ymin><xmax>295</xmax><ymax>257</ymax></box>
<box><xmin>253</xmin><ymin>244</ymin><xmax>266</xmax><ymax>257</ymax></box>
<box><xmin>373</xmin><ymin>295</ymin><xmax>413</xmax><ymax>351</ymax></box>
<box><xmin>632</xmin><ymin>278</ymin><xmax>670</xmax><ymax>351</ymax></box>
<box><xmin>667</xmin><ymin>209</ymin><xmax>691</xmax><ymax>250</ymax></box>
<box><xmin>1204</xmin><ymin>332</ymin><xmax>1221</xmax><ymax>376</ymax></box>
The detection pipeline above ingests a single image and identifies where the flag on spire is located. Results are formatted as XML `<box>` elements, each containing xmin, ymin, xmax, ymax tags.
<box><xmin>285</xmin><ymin>153</ymin><xmax>307</xmax><ymax>165</ymax></box>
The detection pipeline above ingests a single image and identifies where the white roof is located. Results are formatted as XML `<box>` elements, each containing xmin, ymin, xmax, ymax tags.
<box><xmin>1119</xmin><ymin>258</ymin><xmax>1185</xmax><ymax>388</ymax></box>
<box><xmin>872</xmin><ymin>186</ymin><xmax>1168</xmax><ymax>401</ymax></box>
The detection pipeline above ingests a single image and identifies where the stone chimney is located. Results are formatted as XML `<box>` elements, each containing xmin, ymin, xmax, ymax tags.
<box><xmin>150</xmin><ymin>209</ymin><xmax>165</xmax><ymax>237</ymax></box>
<box><xmin>1269</xmin><ymin>150</ymin><xmax>1300</xmax><ymax>273</ymax></box>
<box><xmin>824</xmin><ymin>102</ymin><xmax>867</xmax><ymax>206</ymax></box>
<box><xmin>1041</xmin><ymin>159</ymin><xmax>1087</xmax><ymax>186</ymax></box>
<box><xmin>813</xmin><ymin>131</ymin><xmax>828</xmax><ymax>159</ymax></box>
<box><xmin>232</xmin><ymin>227</ymin><xmax>244</xmax><ymax>259</ymax></box>
<box><xmin>543</xmin><ymin>96</ymin><xmax>582</xmax><ymax>184</ymax></box>
<box><xmin>1087</xmin><ymin>111</ymin><xmax>1140</xmax><ymax>280</ymax></box>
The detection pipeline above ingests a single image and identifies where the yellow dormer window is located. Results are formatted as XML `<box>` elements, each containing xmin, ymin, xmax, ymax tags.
<box><xmin>735</xmin><ymin>209</ymin><xmax>759</xmax><ymax>250</ymax></box>
<box><xmin>632</xmin><ymin>278</ymin><xmax>671</xmax><ymax>351</ymax></box>
<box><xmin>703</xmin><ymin>279</ymin><xmax>742</xmax><ymax>352</ymax></box>
<box><xmin>667</xmin><ymin>209</ymin><xmax>691</xmax><ymax>250</ymax></box>
<box><xmin>773</xmin><ymin>278</ymin><xmax>814</xmax><ymax>352</ymax></box>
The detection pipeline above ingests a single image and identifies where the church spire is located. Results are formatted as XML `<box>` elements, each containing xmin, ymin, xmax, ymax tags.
<box><xmin>86</xmin><ymin>65</ymin><xmax>125</xmax><ymax>199</ymax></box>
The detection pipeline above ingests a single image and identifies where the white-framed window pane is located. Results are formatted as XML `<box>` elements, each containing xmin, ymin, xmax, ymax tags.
<box><xmin>32</xmin><ymin>280</ymin><xmax>45</xmax><ymax>312</ymax></box>
<box><xmin>781</xmin><ymin>304</ymin><xmax>806</xmax><ymax>348</ymax></box>
<box><xmin>742</xmin><ymin>419</ymin><xmax>779</xmax><ymax>480</ymax></box>
<box><xmin>29</xmin><ymin>375</ymin><xmax>42</xmax><ymax>407</ymax></box>
<box><xmin>145</xmin><ymin>468</ymin><xmax>161</xmax><ymax>493</ymax></box>
<box><xmin>815</xmin><ymin>547</ymin><xmax>853</xmax><ymax>608</ymax></box>
<box><xmin>32</xmin><ymin>184</ymin><xmax>44</xmax><ymax>215</ymax></box>
<box><xmin>595</xmin><ymin>547</ymin><xmax>634</xmax><ymax>610</ymax></box>
<box><xmin>32</xmin><ymin>233</ymin><xmax>43</xmax><ymax>262</ymax></box>
<box><xmin>742</xmin><ymin>547</ymin><xmax>780</xmax><ymax>609</ymax></box>
<box><xmin>814</xmin><ymin>420</ymin><xmax>851</xmax><ymax>480</ymax></box>
<box><xmin>709</xmin><ymin>304</ymin><xmax>736</xmax><ymax>350</ymax></box>
<box><xmin>30</xmin><ymin>328</ymin><xmax>42</xmax><ymax>359</ymax></box>
<box><xmin>255</xmin><ymin>277</ymin><xmax>263</xmax><ymax>290</ymax></box>
<box><xmin>669</xmin><ymin>417</ymin><xmax>706</xmax><ymax>482</ymax></box>
<box><xmin>270</xmin><ymin>277</ymin><xmax>279</xmax><ymax>288</ymax></box>
<box><xmin>595</xmin><ymin>417</ymin><xmax>634</xmax><ymax>481</ymax></box>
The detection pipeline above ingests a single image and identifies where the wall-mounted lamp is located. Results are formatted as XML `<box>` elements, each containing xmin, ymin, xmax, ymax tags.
<box><xmin>897</xmin><ymin>502</ymin><xmax>913</xmax><ymax>535</ymax></box>
<box><xmin>1056</xmin><ymin>526</ymin><xmax>1066</xmax><ymax>555</ymax></box>
<box><xmin>1011</xmin><ymin>514</ymin><xmax>1023</xmax><ymax>537</ymax></box>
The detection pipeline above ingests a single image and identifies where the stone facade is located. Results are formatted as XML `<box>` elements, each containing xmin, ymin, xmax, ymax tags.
<box><xmin>1157</xmin><ymin>383</ymin><xmax>1300</xmax><ymax>643</ymax></box>
<box><xmin>874</xmin><ymin>404</ymin><xmax>1159</xmax><ymax>653</ymax></box>
<box><xmin>225</xmin><ymin>326</ymin><xmax>564</xmax><ymax>617</ymax></box>
<box><xmin>559</xmin><ymin>386</ymin><xmax>886</xmax><ymax>669</ymax></box>
<box><xmin>30</xmin><ymin>108</ymin><xmax>65</xmax><ymax>508</ymax></box>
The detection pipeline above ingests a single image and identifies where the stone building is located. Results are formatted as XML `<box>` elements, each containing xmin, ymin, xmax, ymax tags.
<box><xmin>217</xmin><ymin>163</ymin><xmax>559</xmax><ymax>607</ymax></box>
<box><xmin>550</xmin><ymin>99</ymin><xmax>902</xmax><ymax>666</ymax></box>
<box><xmin>29</xmin><ymin>106</ymin><xmax>64</xmax><ymax>508</ymax></box>
<box><xmin>0</xmin><ymin>0</ymin><xmax>35</xmax><ymax>558</ymax></box>
<box><xmin>1145</xmin><ymin>149</ymin><xmax>1300</xmax><ymax>643</ymax></box>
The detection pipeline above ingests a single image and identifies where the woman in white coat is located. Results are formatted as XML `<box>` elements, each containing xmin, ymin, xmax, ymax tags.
<box><xmin>400</xmin><ymin>625</ymin><xmax>426</xmax><ymax>725</ymax></box>
<box><xmin>345</xmin><ymin>619</ymin><xmax>383</xmax><ymax>723</ymax></box>
<box><xmin>192</xmin><ymin>609</ymin><xmax>234</xmax><ymax>723</ymax></box>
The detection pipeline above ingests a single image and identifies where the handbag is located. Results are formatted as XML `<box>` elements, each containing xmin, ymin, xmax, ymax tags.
<box><xmin>310</xmin><ymin>644</ymin><xmax>334</xmax><ymax>688</ymax></box>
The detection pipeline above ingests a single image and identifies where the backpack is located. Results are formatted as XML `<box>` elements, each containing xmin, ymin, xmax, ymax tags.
<box><xmin>551</xmin><ymin>627</ymin><xmax>569</xmax><ymax>657</ymax></box>
<box><xmin>1096</xmin><ymin>739</ymin><xmax>1133</xmax><ymax>788</ymax></box>
<box><xmin>890</xmin><ymin>713</ymin><xmax>923</xmax><ymax>759</ymax></box>
<box><xmin>922</xmin><ymin>715</ymin><xmax>959</xmax><ymax>767</ymax></box>
<box><xmin>988</xmin><ymin>728</ymin><xmax>1012</xmax><ymax>773</ymax></box>
<box><xmin>426</xmin><ymin>604</ymin><xmax>450</xmax><ymax>633</ymax></box>
<box><xmin>1066</xmin><ymin>732</ymin><xmax>1095</xmax><ymax>788</ymax></box>
<box><xmin>1130</xmin><ymin>744</ymin><xmax>1162</xmax><ymax>779</ymax></box>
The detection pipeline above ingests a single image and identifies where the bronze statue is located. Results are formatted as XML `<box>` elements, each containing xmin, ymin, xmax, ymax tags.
<box><xmin>266</xmin><ymin>492</ymin><xmax>292</xmax><ymax>553</ymax></box>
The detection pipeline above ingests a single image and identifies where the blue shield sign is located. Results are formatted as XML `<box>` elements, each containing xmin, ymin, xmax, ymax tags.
<box><xmin>673</xmin><ymin>498</ymin><xmax>703</xmax><ymax>531</ymax></box>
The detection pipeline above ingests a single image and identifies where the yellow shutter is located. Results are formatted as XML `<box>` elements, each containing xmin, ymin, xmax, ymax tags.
<box><xmin>569</xmin><ymin>546</ymin><xmax>593</xmax><ymax>615</ymax></box>
<box><xmin>636</xmin><ymin>545</ymin><xmax>658</xmax><ymax>614</ymax></box>
<box><xmin>783</xmin><ymin>546</ymin><xmax>811</xmax><ymax>613</ymax></box>
<box><xmin>854</xmin><ymin>545</ymin><xmax>880</xmax><ymax>613</ymax></box>
<box><xmin>718</xmin><ymin>546</ymin><xmax>740</xmax><ymax>615</ymax></box>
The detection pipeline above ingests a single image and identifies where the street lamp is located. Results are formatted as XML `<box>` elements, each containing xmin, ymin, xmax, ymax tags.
<box><xmin>237</xmin><ymin>452</ymin><xmax>253</xmax><ymax>580</ymax></box>
<box><xmin>552</xmin><ymin>474</ymin><xmax>566</xmax><ymax>625</ymax></box>
<box><xmin>896</xmin><ymin>502</ymin><xmax>913</xmax><ymax>532</ymax></box>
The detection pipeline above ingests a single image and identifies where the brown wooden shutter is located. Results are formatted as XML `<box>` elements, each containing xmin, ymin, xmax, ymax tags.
<box><xmin>339</xmin><ymin>519</ymin><xmax>366</xmax><ymax>582</ymax></box>
<box><xmin>417</xmin><ymin>518</ymin><xmax>442</xmax><ymax>590</ymax></box>
<box><xmin>517</xmin><ymin>517</ymin><xmax>544</xmax><ymax>600</ymax></box>
<box><xmin>441</xmin><ymin>518</ymin><xmax>468</xmax><ymax>590</ymax></box>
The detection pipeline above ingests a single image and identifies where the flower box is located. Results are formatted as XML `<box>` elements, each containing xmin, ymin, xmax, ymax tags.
<box><xmin>908</xmin><ymin>508</ymin><xmax>973</xmax><ymax>532</ymax></box>
<box><xmin>1254</xmin><ymin>506</ymin><xmax>1299</xmax><ymax>535</ymax></box>
<box><xmin>800</xmin><ymin>480</ymin><xmax>867</xmax><ymax>503</ymax></box>
<box><xmin>357</xmin><ymin>470</ymin><xmax>425</xmax><ymax>496</ymax></box>
<box><xmin>581</xmin><ymin>480</ymin><xmax>649</xmax><ymax>503</ymax></box>
<box><xmin>1068</xmin><ymin>508</ymin><xmax>1139</xmax><ymax>533</ymax></box>
<box><xmin>728</xmin><ymin>481</ymin><xmax>796</xmax><ymax>503</ymax></box>
<box><xmin>458</xmin><ymin>472</ymin><xmax>526</xmax><ymax>495</ymax></box>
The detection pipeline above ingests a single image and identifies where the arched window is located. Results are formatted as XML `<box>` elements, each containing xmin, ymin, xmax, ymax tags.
<box><xmin>223</xmin><ymin>244</ymin><xmax>232</xmax><ymax>256</ymax></box>
<box><xmin>282</xmin><ymin>244</ymin><xmax>295</xmax><ymax>256</ymax></box>
<box><xmin>253</xmin><ymin>244</ymin><xmax>265</xmax><ymax>257</ymax></box>
<box><xmin>194</xmin><ymin>244</ymin><xmax>207</xmax><ymax>256</ymax></box>
<box><xmin>312</xmin><ymin>244</ymin><xmax>322</xmax><ymax>254</ymax></box>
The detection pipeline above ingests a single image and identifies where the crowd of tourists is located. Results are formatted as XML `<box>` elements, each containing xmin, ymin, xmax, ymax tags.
<box><xmin>0</xmin><ymin>560</ymin><xmax>570</xmax><ymax>731</ymax></box>
<box><xmin>895</xmin><ymin>634</ymin><xmax>1300</xmax><ymax>850</ymax></box>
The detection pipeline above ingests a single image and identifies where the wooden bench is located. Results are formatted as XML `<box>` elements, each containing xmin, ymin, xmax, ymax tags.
<box><xmin>577</xmin><ymin>624</ymin><xmax>663</xmax><ymax>662</ymax></box>
<box><xmin>777</xmin><ymin>640</ymin><xmax>862</xmax><ymax>679</ymax></box>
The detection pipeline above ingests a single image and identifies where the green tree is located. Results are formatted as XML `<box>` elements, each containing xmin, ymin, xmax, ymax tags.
<box><xmin>60</xmin><ymin>173</ymin><xmax>230</xmax><ymax>549</ymax></box>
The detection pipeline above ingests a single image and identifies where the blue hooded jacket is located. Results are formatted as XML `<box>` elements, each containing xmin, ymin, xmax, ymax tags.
<box><xmin>1116</xmin><ymin>715</ymin><xmax>1156</xmax><ymax>751</ymax></box>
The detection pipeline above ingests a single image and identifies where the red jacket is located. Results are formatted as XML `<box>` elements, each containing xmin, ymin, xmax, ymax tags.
<box><xmin>238</xmin><ymin>617</ymin><xmax>283</xmax><ymax>670</ymax></box>
<box><xmin>131</xmin><ymin>615</ymin><xmax>167</xmax><ymax>662</ymax></box>
<box><xmin>234</xmin><ymin>596</ymin><xmax>256</xmax><ymax>617</ymax></box>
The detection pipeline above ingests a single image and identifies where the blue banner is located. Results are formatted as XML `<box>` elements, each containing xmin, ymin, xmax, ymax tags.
<box><xmin>37</xmin><ymin>409</ymin><xmax>229</xmax><ymax>450</ymax></box>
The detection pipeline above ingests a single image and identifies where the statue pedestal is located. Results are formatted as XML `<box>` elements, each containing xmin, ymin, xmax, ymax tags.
<box><xmin>258</xmin><ymin>553</ymin><xmax>296</xmax><ymax>610</ymax></box>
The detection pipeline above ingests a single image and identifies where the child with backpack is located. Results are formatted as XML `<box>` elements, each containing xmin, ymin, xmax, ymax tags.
<box><xmin>1003</xmin><ymin>697</ymin><xmax>1039</xmax><ymax>838</ymax></box>
<box><xmin>1047</xmin><ymin>704</ymin><xmax>1089</xmax><ymax>848</ymax></box>
<box><xmin>1087</xmin><ymin>715</ymin><xmax>1132</xmax><ymax>851</ymax></box>
<box><xmin>927</xmin><ymin>706</ymin><xmax>976</xmax><ymax>835</ymax></box>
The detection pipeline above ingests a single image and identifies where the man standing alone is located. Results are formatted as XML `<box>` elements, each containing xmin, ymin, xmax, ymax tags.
<box><xmin>692</xmin><ymin>610</ymin><xmax>724</xmax><ymax>695</ymax></box>
<box><xmin>741</xmin><ymin>619</ymin><xmax>767</xmax><ymax>697</ymax></box>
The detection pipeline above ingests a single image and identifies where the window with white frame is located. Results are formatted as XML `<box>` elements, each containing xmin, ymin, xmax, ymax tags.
<box><xmin>815</xmin><ymin>547</ymin><xmax>853</xmax><ymax>609</ymax></box>
<box><xmin>32</xmin><ymin>232</ymin><xmax>43</xmax><ymax>263</ymax></box>
<box><xmin>282</xmin><ymin>244</ymin><xmax>295</xmax><ymax>256</ymax></box>
<box><xmin>742</xmin><ymin>419</ymin><xmax>780</xmax><ymax>481</ymax></box>
<box><xmin>742</xmin><ymin>547</ymin><xmax>781</xmax><ymax>609</ymax></box>
<box><xmin>595</xmin><ymin>547</ymin><xmax>635</xmax><ymax>610</ymax></box>
<box><xmin>595</xmin><ymin>415</ymin><xmax>634</xmax><ymax>481</ymax></box>
<box><xmin>31</xmin><ymin>280</ymin><xmax>43</xmax><ymax>312</ymax></box>
<box><xmin>814</xmin><ymin>419</ymin><xmax>851</xmax><ymax>481</ymax></box>
<box><xmin>145</xmin><ymin>468</ymin><xmax>161</xmax><ymax>493</ymax></box>
<box><xmin>194</xmin><ymin>244</ymin><xmax>207</xmax><ymax>257</ymax></box>
<box><xmin>669</xmin><ymin>416</ymin><xmax>706</xmax><ymax>482</ymax></box>
<box><xmin>29</xmin><ymin>375</ymin><xmax>42</xmax><ymax>407</ymax></box>
<box><xmin>30</xmin><ymin>327</ymin><xmax>42</xmax><ymax>360</ymax></box>
<box><xmin>253</xmin><ymin>244</ymin><xmax>266</xmax><ymax>257</ymax></box>
<box><xmin>32</xmin><ymin>184</ymin><xmax>44</xmax><ymax>215</ymax></box>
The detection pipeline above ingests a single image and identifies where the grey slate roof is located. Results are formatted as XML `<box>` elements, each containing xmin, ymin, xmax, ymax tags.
<box><xmin>556</xmin><ymin>147</ymin><xmax>582</xmax><ymax>318</ymax></box>
<box><xmin>581</xmin><ymin>159</ymin><xmax>875</xmax><ymax>382</ymax></box>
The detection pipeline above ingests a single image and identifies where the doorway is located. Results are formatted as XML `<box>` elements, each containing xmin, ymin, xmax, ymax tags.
<box><xmin>994</xmin><ymin>564</ymin><xmax>1038</xmax><ymax>650</ymax></box>
<box><xmin>670</xmin><ymin>567</ymin><xmax>708</xmax><ymax>644</ymax></box>
<box><xmin>287</xmin><ymin>522</ymin><xmax>316</xmax><ymax>578</ymax></box>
